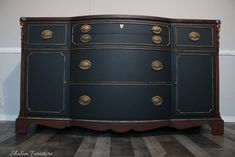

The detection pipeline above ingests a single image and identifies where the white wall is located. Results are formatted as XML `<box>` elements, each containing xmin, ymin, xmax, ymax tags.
<box><xmin>220</xmin><ymin>55</ymin><xmax>235</xmax><ymax>119</ymax></box>
<box><xmin>1</xmin><ymin>0</ymin><xmax>235</xmax><ymax>49</ymax></box>
<box><xmin>0</xmin><ymin>0</ymin><xmax>235</xmax><ymax>121</ymax></box>
<box><xmin>0</xmin><ymin>49</ymin><xmax>20</xmax><ymax>120</ymax></box>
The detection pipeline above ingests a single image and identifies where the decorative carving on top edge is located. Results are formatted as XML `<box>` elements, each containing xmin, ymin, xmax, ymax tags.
<box><xmin>20</xmin><ymin>17</ymin><xmax>26</xmax><ymax>21</ymax></box>
<box><xmin>216</xmin><ymin>20</ymin><xmax>221</xmax><ymax>49</ymax></box>
<box><xmin>20</xmin><ymin>21</ymin><xmax>24</xmax><ymax>45</ymax></box>
<box><xmin>20</xmin><ymin>17</ymin><xmax>26</xmax><ymax>48</ymax></box>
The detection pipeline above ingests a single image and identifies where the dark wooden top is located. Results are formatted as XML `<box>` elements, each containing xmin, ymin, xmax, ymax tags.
<box><xmin>20</xmin><ymin>14</ymin><xmax>220</xmax><ymax>24</ymax></box>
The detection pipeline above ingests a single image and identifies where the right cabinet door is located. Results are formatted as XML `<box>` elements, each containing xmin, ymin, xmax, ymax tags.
<box><xmin>174</xmin><ymin>53</ymin><xmax>215</xmax><ymax>118</ymax></box>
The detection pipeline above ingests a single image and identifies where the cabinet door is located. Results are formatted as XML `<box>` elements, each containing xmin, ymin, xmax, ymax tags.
<box><xmin>174</xmin><ymin>53</ymin><xmax>215</xmax><ymax>118</ymax></box>
<box><xmin>24</xmin><ymin>51</ymin><xmax>68</xmax><ymax>116</ymax></box>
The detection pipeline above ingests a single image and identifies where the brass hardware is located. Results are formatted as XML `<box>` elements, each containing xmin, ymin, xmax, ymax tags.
<box><xmin>80</xmin><ymin>24</ymin><xmax>91</xmax><ymax>33</ymax></box>
<box><xmin>79</xmin><ymin>60</ymin><xmax>91</xmax><ymax>70</ymax></box>
<box><xmin>152</xmin><ymin>25</ymin><xmax>162</xmax><ymax>34</ymax></box>
<box><xmin>79</xmin><ymin>95</ymin><xmax>91</xmax><ymax>106</ymax></box>
<box><xmin>41</xmin><ymin>29</ymin><xmax>53</xmax><ymax>39</ymax></box>
<box><xmin>80</xmin><ymin>34</ymin><xmax>91</xmax><ymax>43</ymax></box>
<box><xmin>189</xmin><ymin>31</ymin><xmax>200</xmax><ymax>41</ymax></box>
<box><xmin>151</xmin><ymin>96</ymin><xmax>163</xmax><ymax>106</ymax></box>
<box><xmin>152</xmin><ymin>60</ymin><xmax>163</xmax><ymax>71</ymax></box>
<box><xmin>72</xmin><ymin>22</ymin><xmax>171</xmax><ymax>46</ymax></box>
<box><xmin>152</xmin><ymin>35</ymin><xmax>162</xmax><ymax>44</ymax></box>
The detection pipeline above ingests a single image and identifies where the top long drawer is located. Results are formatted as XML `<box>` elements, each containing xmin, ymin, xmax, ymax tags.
<box><xmin>72</xmin><ymin>22</ymin><xmax>170</xmax><ymax>47</ymax></box>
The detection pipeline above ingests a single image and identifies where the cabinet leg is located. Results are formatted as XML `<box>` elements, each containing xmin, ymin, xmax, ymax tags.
<box><xmin>15</xmin><ymin>118</ymin><xmax>30</xmax><ymax>134</ymax></box>
<box><xmin>210</xmin><ymin>120</ymin><xmax>224</xmax><ymax>135</ymax></box>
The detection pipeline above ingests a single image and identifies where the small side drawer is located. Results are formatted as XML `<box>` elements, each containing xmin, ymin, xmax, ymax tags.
<box><xmin>70</xmin><ymin>85</ymin><xmax>171</xmax><ymax>120</ymax></box>
<box><xmin>174</xmin><ymin>25</ymin><xmax>214</xmax><ymax>47</ymax></box>
<box><xmin>27</xmin><ymin>24</ymin><xmax>67</xmax><ymax>46</ymax></box>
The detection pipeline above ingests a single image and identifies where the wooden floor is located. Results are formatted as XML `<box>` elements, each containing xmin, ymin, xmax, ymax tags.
<box><xmin>0</xmin><ymin>122</ymin><xmax>235</xmax><ymax>157</ymax></box>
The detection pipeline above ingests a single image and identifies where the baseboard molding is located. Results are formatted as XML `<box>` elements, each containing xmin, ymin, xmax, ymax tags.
<box><xmin>0</xmin><ymin>115</ymin><xmax>18</xmax><ymax>121</ymax></box>
<box><xmin>0</xmin><ymin>115</ymin><xmax>234</xmax><ymax>122</ymax></box>
<box><xmin>0</xmin><ymin>47</ymin><xmax>21</xmax><ymax>54</ymax></box>
<box><xmin>221</xmin><ymin>116</ymin><xmax>235</xmax><ymax>122</ymax></box>
<box><xmin>220</xmin><ymin>49</ymin><xmax>235</xmax><ymax>56</ymax></box>
<box><xmin>0</xmin><ymin>47</ymin><xmax>235</xmax><ymax>55</ymax></box>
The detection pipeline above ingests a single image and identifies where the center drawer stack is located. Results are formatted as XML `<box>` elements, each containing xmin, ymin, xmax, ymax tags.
<box><xmin>70</xmin><ymin>19</ymin><xmax>172</xmax><ymax>120</ymax></box>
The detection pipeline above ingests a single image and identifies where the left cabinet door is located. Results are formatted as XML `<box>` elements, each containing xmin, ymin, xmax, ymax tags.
<box><xmin>24</xmin><ymin>51</ymin><xmax>69</xmax><ymax>117</ymax></box>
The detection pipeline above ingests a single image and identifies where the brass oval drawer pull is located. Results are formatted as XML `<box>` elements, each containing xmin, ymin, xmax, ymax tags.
<box><xmin>79</xmin><ymin>60</ymin><xmax>91</xmax><ymax>70</ymax></box>
<box><xmin>152</xmin><ymin>35</ymin><xmax>162</xmax><ymax>44</ymax></box>
<box><xmin>151</xmin><ymin>96</ymin><xmax>163</xmax><ymax>106</ymax></box>
<box><xmin>41</xmin><ymin>29</ymin><xmax>53</xmax><ymax>39</ymax></box>
<box><xmin>152</xmin><ymin>60</ymin><xmax>163</xmax><ymax>71</ymax></box>
<box><xmin>79</xmin><ymin>95</ymin><xmax>91</xmax><ymax>106</ymax></box>
<box><xmin>80</xmin><ymin>34</ymin><xmax>91</xmax><ymax>43</ymax></box>
<box><xmin>152</xmin><ymin>25</ymin><xmax>162</xmax><ymax>34</ymax></box>
<box><xmin>189</xmin><ymin>31</ymin><xmax>200</xmax><ymax>41</ymax></box>
<box><xmin>80</xmin><ymin>24</ymin><xmax>91</xmax><ymax>33</ymax></box>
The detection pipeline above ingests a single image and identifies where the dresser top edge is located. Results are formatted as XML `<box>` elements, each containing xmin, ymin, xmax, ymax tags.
<box><xmin>20</xmin><ymin>14</ymin><xmax>220</xmax><ymax>24</ymax></box>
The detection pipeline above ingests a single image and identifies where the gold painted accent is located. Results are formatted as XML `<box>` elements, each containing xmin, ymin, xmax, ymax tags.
<box><xmin>70</xmin><ymin>81</ymin><xmax>172</xmax><ymax>86</ymax></box>
<box><xmin>189</xmin><ymin>31</ymin><xmax>200</xmax><ymax>41</ymax></box>
<box><xmin>72</xmin><ymin>83</ymin><xmax>171</xmax><ymax>86</ymax></box>
<box><xmin>41</xmin><ymin>29</ymin><xmax>53</xmax><ymax>39</ymax></box>
<box><xmin>152</xmin><ymin>25</ymin><xmax>162</xmax><ymax>34</ymax></box>
<box><xmin>151</xmin><ymin>96</ymin><xmax>163</xmax><ymax>106</ymax></box>
<box><xmin>79</xmin><ymin>60</ymin><xmax>91</xmax><ymax>70</ymax></box>
<box><xmin>152</xmin><ymin>60</ymin><xmax>163</xmax><ymax>71</ymax></box>
<box><xmin>152</xmin><ymin>35</ymin><xmax>162</xmax><ymax>44</ymax></box>
<box><xmin>80</xmin><ymin>34</ymin><xmax>91</xmax><ymax>43</ymax></box>
<box><xmin>20</xmin><ymin>21</ymin><xmax>24</xmax><ymax>44</ymax></box>
<box><xmin>72</xmin><ymin>46</ymin><xmax>172</xmax><ymax>51</ymax></box>
<box><xmin>79</xmin><ymin>95</ymin><xmax>91</xmax><ymax>106</ymax></box>
<box><xmin>216</xmin><ymin>20</ymin><xmax>221</xmax><ymax>48</ymax></box>
<box><xmin>80</xmin><ymin>24</ymin><xmax>91</xmax><ymax>33</ymax></box>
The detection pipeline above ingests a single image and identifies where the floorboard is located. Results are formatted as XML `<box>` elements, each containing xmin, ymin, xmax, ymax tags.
<box><xmin>0</xmin><ymin>122</ymin><xmax>234</xmax><ymax>157</ymax></box>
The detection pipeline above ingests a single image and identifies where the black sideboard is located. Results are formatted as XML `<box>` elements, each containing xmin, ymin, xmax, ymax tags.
<box><xmin>16</xmin><ymin>15</ymin><xmax>224</xmax><ymax>134</ymax></box>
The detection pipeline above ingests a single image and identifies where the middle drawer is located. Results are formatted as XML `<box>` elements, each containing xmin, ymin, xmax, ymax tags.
<box><xmin>71</xmin><ymin>49</ymin><xmax>171</xmax><ymax>83</ymax></box>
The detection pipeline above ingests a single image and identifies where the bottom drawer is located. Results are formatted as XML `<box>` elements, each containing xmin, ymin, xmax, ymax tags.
<box><xmin>70</xmin><ymin>85</ymin><xmax>171</xmax><ymax>120</ymax></box>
